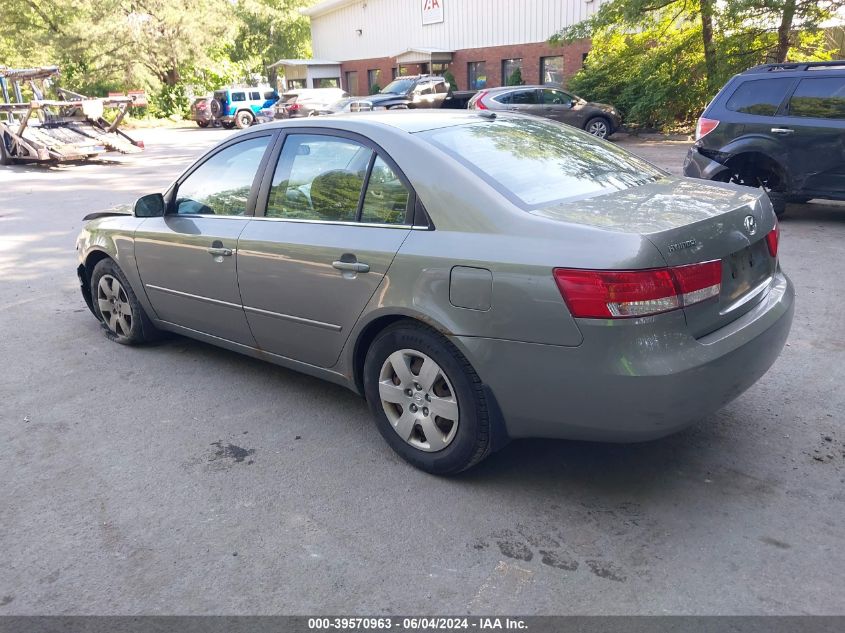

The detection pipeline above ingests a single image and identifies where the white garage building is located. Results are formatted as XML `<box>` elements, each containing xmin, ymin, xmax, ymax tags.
<box><xmin>275</xmin><ymin>0</ymin><xmax>605</xmax><ymax>95</ymax></box>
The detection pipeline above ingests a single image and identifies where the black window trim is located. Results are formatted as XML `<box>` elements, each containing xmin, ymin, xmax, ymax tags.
<box><xmin>164</xmin><ymin>130</ymin><xmax>279</xmax><ymax>218</ymax></box>
<box><xmin>252</xmin><ymin>127</ymin><xmax>429</xmax><ymax>229</ymax></box>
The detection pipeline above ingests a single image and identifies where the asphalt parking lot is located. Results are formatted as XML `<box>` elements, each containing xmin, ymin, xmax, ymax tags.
<box><xmin>1</xmin><ymin>126</ymin><xmax>843</xmax><ymax>615</ymax></box>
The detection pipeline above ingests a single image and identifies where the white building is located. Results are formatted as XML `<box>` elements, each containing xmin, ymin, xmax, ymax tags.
<box><xmin>275</xmin><ymin>0</ymin><xmax>605</xmax><ymax>94</ymax></box>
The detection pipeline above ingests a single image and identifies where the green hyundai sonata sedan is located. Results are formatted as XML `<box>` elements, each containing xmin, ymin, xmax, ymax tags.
<box><xmin>76</xmin><ymin>111</ymin><xmax>794</xmax><ymax>474</ymax></box>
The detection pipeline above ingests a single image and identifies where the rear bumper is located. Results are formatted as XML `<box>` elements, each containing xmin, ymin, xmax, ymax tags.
<box><xmin>683</xmin><ymin>146</ymin><xmax>730</xmax><ymax>180</ymax></box>
<box><xmin>454</xmin><ymin>271</ymin><xmax>794</xmax><ymax>442</ymax></box>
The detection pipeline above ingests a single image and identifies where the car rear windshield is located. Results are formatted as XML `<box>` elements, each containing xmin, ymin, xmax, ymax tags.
<box><xmin>419</xmin><ymin>117</ymin><xmax>663</xmax><ymax>208</ymax></box>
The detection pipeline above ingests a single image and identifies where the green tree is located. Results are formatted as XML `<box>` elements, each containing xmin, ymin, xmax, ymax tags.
<box><xmin>554</xmin><ymin>0</ymin><xmax>843</xmax><ymax>128</ymax></box>
<box><xmin>228</xmin><ymin>0</ymin><xmax>313</xmax><ymax>86</ymax></box>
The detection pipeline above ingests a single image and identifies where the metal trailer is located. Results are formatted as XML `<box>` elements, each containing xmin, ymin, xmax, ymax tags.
<box><xmin>0</xmin><ymin>65</ymin><xmax>144</xmax><ymax>165</ymax></box>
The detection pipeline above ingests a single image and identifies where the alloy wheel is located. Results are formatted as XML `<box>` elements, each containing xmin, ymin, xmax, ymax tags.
<box><xmin>378</xmin><ymin>349</ymin><xmax>459</xmax><ymax>452</ymax></box>
<box><xmin>97</xmin><ymin>274</ymin><xmax>132</xmax><ymax>337</ymax></box>
<box><xmin>587</xmin><ymin>119</ymin><xmax>609</xmax><ymax>138</ymax></box>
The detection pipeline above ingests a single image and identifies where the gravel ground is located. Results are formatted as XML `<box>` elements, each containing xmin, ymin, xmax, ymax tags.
<box><xmin>0</xmin><ymin>126</ymin><xmax>842</xmax><ymax>615</ymax></box>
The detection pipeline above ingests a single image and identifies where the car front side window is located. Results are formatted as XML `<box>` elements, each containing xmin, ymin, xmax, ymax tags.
<box><xmin>175</xmin><ymin>137</ymin><xmax>270</xmax><ymax>216</ymax></box>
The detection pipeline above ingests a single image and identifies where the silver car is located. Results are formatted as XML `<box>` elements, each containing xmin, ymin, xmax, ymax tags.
<box><xmin>75</xmin><ymin>111</ymin><xmax>794</xmax><ymax>474</ymax></box>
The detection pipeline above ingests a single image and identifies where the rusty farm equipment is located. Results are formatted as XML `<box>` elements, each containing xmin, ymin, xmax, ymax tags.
<box><xmin>0</xmin><ymin>65</ymin><xmax>144</xmax><ymax>165</ymax></box>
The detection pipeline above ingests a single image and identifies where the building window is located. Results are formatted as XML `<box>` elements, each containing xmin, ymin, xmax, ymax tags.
<box><xmin>392</xmin><ymin>67</ymin><xmax>398</xmax><ymax>80</ymax></box>
<box><xmin>540</xmin><ymin>56</ymin><xmax>564</xmax><ymax>85</ymax></box>
<box><xmin>345</xmin><ymin>71</ymin><xmax>359</xmax><ymax>95</ymax></box>
<box><xmin>432</xmin><ymin>62</ymin><xmax>449</xmax><ymax>75</ymax></box>
<box><xmin>502</xmin><ymin>59</ymin><xmax>524</xmax><ymax>86</ymax></box>
<box><xmin>368</xmin><ymin>69</ymin><xmax>382</xmax><ymax>94</ymax></box>
<box><xmin>287</xmin><ymin>79</ymin><xmax>306</xmax><ymax>90</ymax></box>
<box><xmin>468</xmin><ymin>61</ymin><xmax>487</xmax><ymax>90</ymax></box>
<box><xmin>314</xmin><ymin>77</ymin><xmax>340</xmax><ymax>89</ymax></box>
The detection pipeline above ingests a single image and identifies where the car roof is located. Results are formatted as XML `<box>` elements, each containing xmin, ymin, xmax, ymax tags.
<box><xmin>257</xmin><ymin>110</ymin><xmax>504</xmax><ymax>134</ymax></box>
<box><xmin>741</xmin><ymin>61</ymin><xmax>845</xmax><ymax>76</ymax></box>
<box><xmin>483</xmin><ymin>85</ymin><xmax>560</xmax><ymax>92</ymax></box>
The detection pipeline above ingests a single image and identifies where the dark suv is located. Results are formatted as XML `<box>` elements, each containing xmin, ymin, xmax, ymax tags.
<box><xmin>684</xmin><ymin>61</ymin><xmax>845</xmax><ymax>217</ymax></box>
<box><xmin>347</xmin><ymin>75</ymin><xmax>451</xmax><ymax>110</ymax></box>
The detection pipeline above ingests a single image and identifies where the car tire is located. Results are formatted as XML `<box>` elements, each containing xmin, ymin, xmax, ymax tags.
<box><xmin>197</xmin><ymin>120</ymin><xmax>210</xmax><ymax>128</ymax></box>
<box><xmin>221</xmin><ymin>121</ymin><xmax>235</xmax><ymax>129</ymax></box>
<box><xmin>585</xmin><ymin>116</ymin><xmax>611</xmax><ymax>139</ymax></box>
<box><xmin>769</xmin><ymin>191</ymin><xmax>788</xmax><ymax>219</ymax></box>
<box><xmin>235</xmin><ymin>110</ymin><xmax>254</xmax><ymax>129</ymax></box>
<box><xmin>0</xmin><ymin>132</ymin><xmax>15</xmax><ymax>166</ymax></box>
<box><xmin>363</xmin><ymin>320</ymin><xmax>492</xmax><ymax>475</ymax></box>
<box><xmin>90</xmin><ymin>258</ymin><xmax>159</xmax><ymax>345</ymax></box>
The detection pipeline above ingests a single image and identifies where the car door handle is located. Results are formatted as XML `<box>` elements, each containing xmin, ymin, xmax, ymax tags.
<box><xmin>771</xmin><ymin>127</ymin><xmax>794</xmax><ymax>134</ymax></box>
<box><xmin>332</xmin><ymin>261</ymin><xmax>370</xmax><ymax>273</ymax></box>
<box><xmin>207</xmin><ymin>246</ymin><xmax>233</xmax><ymax>257</ymax></box>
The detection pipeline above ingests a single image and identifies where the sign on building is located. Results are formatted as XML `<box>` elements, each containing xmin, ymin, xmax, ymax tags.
<box><xmin>422</xmin><ymin>0</ymin><xmax>444</xmax><ymax>25</ymax></box>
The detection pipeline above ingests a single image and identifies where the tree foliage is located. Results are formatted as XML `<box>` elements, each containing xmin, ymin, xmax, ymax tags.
<box><xmin>1</xmin><ymin>0</ymin><xmax>314</xmax><ymax>115</ymax></box>
<box><xmin>555</xmin><ymin>0</ymin><xmax>845</xmax><ymax>129</ymax></box>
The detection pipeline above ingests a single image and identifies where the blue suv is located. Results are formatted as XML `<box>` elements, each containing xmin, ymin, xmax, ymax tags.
<box><xmin>210</xmin><ymin>87</ymin><xmax>279</xmax><ymax>129</ymax></box>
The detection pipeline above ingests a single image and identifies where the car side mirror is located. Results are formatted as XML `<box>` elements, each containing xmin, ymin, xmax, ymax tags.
<box><xmin>570</xmin><ymin>99</ymin><xmax>578</xmax><ymax>108</ymax></box>
<box><xmin>134</xmin><ymin>193</ymin><xmax>165</xmax><ymax>218</ymax></box>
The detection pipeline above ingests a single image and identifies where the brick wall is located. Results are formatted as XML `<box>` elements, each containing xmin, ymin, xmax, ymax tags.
<box><xmin>338</xmin><ymin>39</ymin><xmax>592</xmax><ymax>95</ymax></box>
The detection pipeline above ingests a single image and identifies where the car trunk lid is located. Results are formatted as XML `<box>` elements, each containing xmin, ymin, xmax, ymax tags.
<box><xmin>533</xmin><ymin>178</ymin><xmax>778</xmax><ymax>336</ymax></box>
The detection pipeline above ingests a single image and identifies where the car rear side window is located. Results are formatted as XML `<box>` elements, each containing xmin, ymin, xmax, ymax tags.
<box><xmin>360</xmin><ymin>157</ymin><xmax>410</xmax><ymax>225</ymax></box>
<box><xmin>787</xmin><ymin>77</ymin><xmax>845</xmax><ymax>119</ymax></box>
<box><xmin>266</xmin><ymin>135</ymin><xmax>373</xmax><ymax>222</ymax></box>
<box><xmin>725</xmin><ymin>78</ymin><xmax>793</xmax><ymax>116</ymax></box>
<box><xmin>231</xmin><ymin>92</ymin><xmax>246</xmax><ymax>102</ymax></box>
<box><xmin>175</xmin><ymin>137</ymin><xmax>271</xmax><ymax>216</ymax></box>
<box><xmin>420</xmin><ymin>118</ymin><xmax>662</xmax><ymax>208</ymax></box>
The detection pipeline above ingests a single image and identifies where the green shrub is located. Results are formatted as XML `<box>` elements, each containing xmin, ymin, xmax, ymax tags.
<box><xmin>148</xmin><ymin>84</ymin><xmax>190</xmax><ymax>119</ymax></box>
<box><xmin>506</xmin><ymin>67</ymin><xmax>524</xmax><ymax>86</ymax></box>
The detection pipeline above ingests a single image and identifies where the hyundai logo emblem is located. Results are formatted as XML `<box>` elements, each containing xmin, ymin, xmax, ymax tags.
<box><xmin>743</xmin><ymin>215</ymin><xmax>757</xmax><ymax>236</ymax></box>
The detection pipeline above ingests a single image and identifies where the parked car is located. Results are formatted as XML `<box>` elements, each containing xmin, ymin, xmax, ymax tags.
<box><xmin>468</xmin><ymin>86</ymin><xmax>621</xmax><ymax>139</ymax></box>
<box><xmin>346</xmin><ymin>75</ymin><xmax>452</xmax><ymax>110</ymax></box>
<box><xmin>75</xmin><ymin>111</ymin><xmax>793</xmax><ymax>474</ymax></box>
<box><xmin>276</xmin><ymin>88</ymin><xmax>348</xmax><ymax>118</ymax></box>
<box><xmin>189</xmin><ymin>96</ymin><xmax>213</xmax><ymax>128</ymax></box>
<box><xmin>683</xmin><ymin>61</ymin><xmax>845</xmax><ymax>217</ymax></box>
<box><xmin>210</xmin><ymin>87</ymin><xmax>279</xmax><ymax>129</ymax></box>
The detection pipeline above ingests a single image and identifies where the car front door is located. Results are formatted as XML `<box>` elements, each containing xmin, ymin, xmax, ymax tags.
<box><xmin>777</xmin><ymin>75</ymin><xmax>845</xmax><ymax>196</ymax></box>
<box><xmin>541</xmin><ymin>88</ymin><xmax>579</xmax><ymax>125</ymax></box>
<box><xmin>236</xmin><ymin>131</ymin><xmax>414</xmax><ymax>368</ymax></box>
<box><xmin>134</xmin><ymin>132</ymin><xmax>276</xmax><ymax>345</ymax></box>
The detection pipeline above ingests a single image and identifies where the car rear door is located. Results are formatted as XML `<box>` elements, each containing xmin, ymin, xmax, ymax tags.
<box><xmin>500</xmin><ymin>88</ymin><xmax>540</xmax><ymax>114</ymax></box>
<box><xmin>236</xmin><ymin>130</ymin><xmax>414</xmax><ymax>368</ymax></box>
<box><xmin>776</xmin><ymin>74</ymin><xmax>845</xmax><ymax>196</ymax></box>
<box><xmin>134</xmin><ymin>131</ymin><xmax>276</xmax><ymax>345</ymax></box>
<box><xmin>540</xmin><ymin>88</ymin><xmax>577</xmax><ymax>124</ymax></box>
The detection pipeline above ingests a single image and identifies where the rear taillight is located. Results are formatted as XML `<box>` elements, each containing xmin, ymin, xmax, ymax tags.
<box><xmin>470</xmin><ymin>91</ymin><xmax>489</xmax><ymax>110</ymax></box>
<box><xmin>765</xmin><ymin>222</ymin><xmax>779</xmax><ymax>258</ymax></box>
<box><xmin>287</xmin><ymin>103</ymin><xmax>300</xmax><ymax>112</ymax></box>
<box><xmin>695</xmin><ymin>117</ymin><xmax>719</xmax><ymax>140</ymax></box>
<box><xmin>553</xmin><ymin>260</ymin><xmax>722</xmax><ymax>319</ymax></box>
